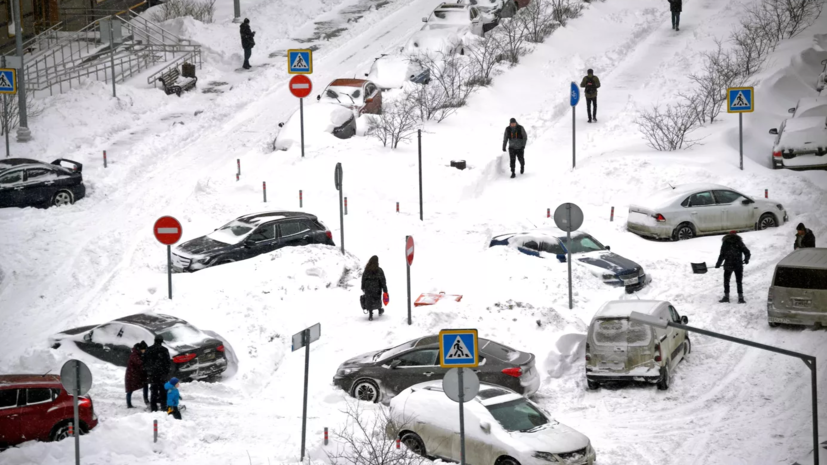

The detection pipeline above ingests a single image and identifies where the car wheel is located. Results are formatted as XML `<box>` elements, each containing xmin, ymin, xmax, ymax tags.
<box><xmin>216</xmin><ymin>258</ymin><xmax>235</xmax><ymax>265</ymax></box>
<box><xmin>685</xmin><ymin>338</ymin><xmax>691</xmax><ymax>356</ymax></box>
<box><xmin>758</xmin><ymin>213</ymin><xmax>777</xmax><ymax>230</ymax></box>
<box><xmin>496</xmin><ymin>457</ymin><xmax>521</xmax><ymax>465</ymax></box>
<box><xmin>52</xmin><ymin>190</ymin><xmax>74</xmax><ymax>207</ymax></box>
<box><xmin>400</xmin><ymin>432</ymin><xmax>426</xmax><ymax>457</ymax></box>
<box><xmin>351</xmin><ymin>379</ymin><xmax>380</xmax><ymax>403</ymax></box>
<box><xmin>587</xmin><ymin>379</ymin><xmax>600</xmax><ymax>390</ymax></box>
<box><xmin>657</xmin><ymin>365</ymin><xmax>670</xmax><ymax>390</ymax></box>
<box><xmin>50</xmin><ymin>420</ymin><xmax>80</xmax><ymax>441</ymax></box>
<box><xmin>672</xmin><ymin>223</ymin><xmax>695</xmax><ymax>241</ymax></box>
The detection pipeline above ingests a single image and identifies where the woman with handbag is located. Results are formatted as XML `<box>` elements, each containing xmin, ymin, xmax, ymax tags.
<box><xmin>361</xmin><ymin>256</ymin><xmax>388</xmax><ymax>321</ymax></box>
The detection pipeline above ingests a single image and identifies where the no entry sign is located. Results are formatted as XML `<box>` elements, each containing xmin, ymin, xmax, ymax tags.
<box><xmin>290</xmin><ymin>75</ymin><xmax>312</xmax><ymax>99</ymax></box>
<box><xmin>154</xmin><ymin>216</ymin><xmax>182</xmax><ymax>245</ymax></box>
<box><xmin>406</xmin><ymin>236</ymin><xmax>414</xmax><ymax>266</ymax></box>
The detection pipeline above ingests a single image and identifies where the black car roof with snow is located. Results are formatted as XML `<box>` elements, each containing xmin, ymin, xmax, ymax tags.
<box><xmin>236</xmin><ymin>211</ymin><xmax>317</xmax><ymax>224</ymax></box>
<box><xmin>0</xmin><ymin>158</ymin><xmax>45</xmax><ymax>173</ymax></box>
<box><xmin>115</xmin><ymin>313</ymin><xmax>188</xmax><ymax>332</ymax></box>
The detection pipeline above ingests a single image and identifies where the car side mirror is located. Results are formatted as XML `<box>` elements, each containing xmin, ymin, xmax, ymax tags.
<box><xmin>83</xmin><ymin>332</ymin><xmax>93</xmax><ymax>342</ymax></box>
<box><xmin>243</xmin><ymin>239</ymin><xmax>255</xmax><ymax>248</ymax></box>
<box><xmin>389</xmin><ymin>359</ymin><xmax>401</xmax><ymax>369</ymax></box>
<box><xmin>278</xmin><ymin>122</ymin><xmax>284</xmax><ymax>128</ymax></box>
<box><xmin>769</xmin><ymin>128</ymin><xmax>778</xmax><ymax>135</ymax></box>
<box><xmin>681</xmin><ymin>315</ymin><xmax>688</xmax><ymax>324</ymax></box>
<box><xmin>788</xmin><ymin>108</ymin><xmax>795</xmax><ymax>113</ymax></box>
<box><xmin>364</xmin><ymin>73</ymin><xmax>369</xmax><ymax>77</ymax></box>
<box><xmin>556</xmin><ymin>254</ymin><xmax>566</xmax><ymax>263</ymax></box>
<box><xmin>316</xmin><ymin>95</ymin><xmax>320</xmax><ymax>101</ymax></box>
<box><xmin>741</xmin><ymin>198</ymin><xmax>753</xmax><ymax>205</ymax></box>
<box><xmin>422</xmin><ymin>17</ymin><xmax>428</xmax><ymax>22</ymax></box>
<box><xmin>605</xmin><ymin>245</ymin><xmax>611</xmax><ymax>251</ymax></box>
<box><xmin>480</xmin><ymin>421</ymin><xmax>491</xmax><ymax>434</ymax></box>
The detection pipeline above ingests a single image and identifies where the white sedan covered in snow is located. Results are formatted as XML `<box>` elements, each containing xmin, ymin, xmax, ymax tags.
<box><xmin>365</xmin><ymin>54</ymin><xmax>431</xmax><ymax>90</ymax></box>
<box><xmin>627</xmin><ymin>183</ymin><xmax>787</xmax><ymax>240</ymax></box>
<box><xmin>274</xmin><ymin>102</ymin><xmax>357</xmax><ymax>151</ymax></box>
<box><xmin>388</xmin><ymin>382</ymin><xmax>596</xmax><ymax>465</ymax></box>
<box><xmin>769</xmin><ymin>116</ymin><xmax>827</xmax><ymax>170</ymax></box>
<box><xmin>404</xmin><ymin>3</ymin><xmax>485</xmax><ymax>55</ymax></box>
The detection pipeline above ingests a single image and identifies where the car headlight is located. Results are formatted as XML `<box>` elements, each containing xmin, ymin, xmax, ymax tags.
<box><xmin>532</xmin><ymin>451</ymin><xmax>557</xmax><ymax>462</ymax></box>
<box><xmin>776</xmin><ymin>204</ymin><xmax>784</xmax><ymax>211</ymax></box>
<box><xmin>336</xmin><ymin>367</ymin><xmax>355</xmax><ymax>376</ymax></box>
<box><xmin>602</xmin><ymin>273</ymin><xmax>615</xmax><ymax>281</ymax></box>
<box><xmin>195</xmin><ymin>257</ymin><xmax>212</xmax><ymax>265</ymax></box>
<box><xmin>638</xmin><ymin>268</ymin><xmax>645</xmax><ymax>277</ymax></box>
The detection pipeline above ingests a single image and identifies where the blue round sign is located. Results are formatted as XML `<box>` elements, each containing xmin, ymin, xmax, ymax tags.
<box><xmin>570</xmin><ymin>82</ymin><xmax>580</xmax><ymax>106</ymax></box>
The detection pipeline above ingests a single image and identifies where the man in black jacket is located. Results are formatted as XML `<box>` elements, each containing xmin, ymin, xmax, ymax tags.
<box><xmin>240</xmin><ymin>18</ymin><xmax>256</xmax><ymax>69</ymax></box>
<box><xmin>794</xmin><ymin>223</ymin><xmax>816</xmax><ymax>249</ymax></box>
<box><xmin>144</xmin><ymin>335</ymin><xmax>171</xmax><ymax>412</ymax></box>
<box><xmin>668</xmin><ymin>0</ymin><xmax>682</xmax><ymax>31</ymax></box>
<box><xmin>502</xmin><ymin>118</ymin><xmax>528</xmax><ymax>179</ymax></box>
<box><xmin>715</xmin><ymin>231</ymin><xmax>751</xmax><ymax>304</ymax></box>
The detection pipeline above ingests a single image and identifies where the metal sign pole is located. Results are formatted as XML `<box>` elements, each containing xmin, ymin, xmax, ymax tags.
<box><xmin>567</xmin><ymin>204</ymin><xmax>572</xmax><ymax>309</ymax></box>
<box><xmin>108</xmin><ymin>19</ymin><xmax>116</xmax><ymax>98</ymax></box>
<box><xmin>300</xmin><ymin>98</ymin><xmax>305</xmax><ymax>158</ymax></box>
<box><xmin>300</xmin><ymin>329</ymin><xmax>310</xmax><ymax>461</ymax></box>
<box><xmin>418</xmin><ymin>129</ymin><xmax>423</xmax><ymax>221</ymax></box>
<box><xmin>11</xmin><ymin>0</ymin><xmax>30</xmax><ymax>142</ymax></box>
<box><xmin>167</xmin><ymin>245</ymin><xmax>172</xmax><ymax>299</ymax></box>
<box><xmin>73</xmin><ymin>361</ymin><xmax>80</xmax><ymax>465</ymax></box>
<box><xmin>572</xmin><ymin>107</ymin><xmax>576</xmax><ymax>169</ymax></box>
<box><xmin>339</xmin><ymin>184</ymin><xmax>344</xmax><ymax>256</ymax></box>
<box><xmin>739</xmin><ymin>113</ymin><xmax>743</xmax><ymax>171</ymax></box>
<box><xmin>3</xmin><ymin>94</ymin><xmax>7</xmax><ymax>158</ymax></box>
<box><xmin>406</xmin><ymin>258</ymin><xmax>412</xmax><ymax>326</ymax></box>
<box><xmin>458</xmin><ymin>367</ymin><xmax>466</xmax><ymax>465</ymax></box>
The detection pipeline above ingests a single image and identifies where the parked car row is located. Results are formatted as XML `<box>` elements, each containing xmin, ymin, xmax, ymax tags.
<box><xmin>768</xmin><ymin>82</ymin><xmax>827</xmax><ymax>170</ymax></box>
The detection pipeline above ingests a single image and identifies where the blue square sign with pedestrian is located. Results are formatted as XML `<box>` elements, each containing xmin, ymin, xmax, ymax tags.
<box><xmin>727</xmin><ymin>86</ymin><xmax>753</xmax><ymax>113</ymax></box>
<box><xmin>0</xmin><ymin>69</ymin><xmax>16</xmax><ymax>94</ymax></box>
<box><xmin>287</xmin><ymin>49</ymin><xmax>312</xmax><ymax>75</ymax></box>
<box><xmin>439</xmin><ymin>329</ymin><xmax>479</xmax><ymax>368</ymax></box>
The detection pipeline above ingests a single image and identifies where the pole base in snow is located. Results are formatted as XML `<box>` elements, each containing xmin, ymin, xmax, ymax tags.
<box><xmin>16</xmin><ymin>126</ymin><xmax>31</xmax><ymax>142</ymax></box>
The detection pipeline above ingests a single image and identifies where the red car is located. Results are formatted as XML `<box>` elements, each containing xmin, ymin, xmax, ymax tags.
<box><xmin>316</xmin><ymin>78</ymin><xmax>383</xmax><ymax>115</ymax></box>
<box><xmin>0</xmin><ymin>375</ymin><xmax>98</xmax><ymax>448</ymax></box>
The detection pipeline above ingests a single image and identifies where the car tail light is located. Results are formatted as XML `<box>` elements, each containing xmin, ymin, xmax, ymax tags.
<box><xmin>655</xmin><ymin>214</ymin><xmax>666</xmax><ymax>222</ymax></box>
<box><xmin>585</xmin><ymin>342</ymin><xmax>591</xmax><ymax>363</ymax></box>
<box><xmin>772</xmin><ymin>151</ymin><xmax>782</xmax><ymax>158</ymax></box>
<box><xmin>173</xmin><ymin>353</ymin><xmax>197</xmax><ymax>363</ymax></box>
<box><xmin>502</xmin><ymin>367</ymin><xmax>522</xmax><ymax>378</ymax></box>
<box><xmin>216</xmin><ymin>345</ymin><xmax>225</xmax><ymax>352</ymax></box>
<box><xmin>325</xmin><ymin>231</ymin><xmax>332</xmax><ymax>240</ymax></box>
<box><xmin>654</xmin><ymin>343</ymin><xmax>663</xmax><ymax>363</ymax></box>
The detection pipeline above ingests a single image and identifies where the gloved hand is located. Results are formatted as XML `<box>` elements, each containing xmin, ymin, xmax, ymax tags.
<box><xmin>743</xmin><ymin>259</ymin><xmax>749</xmax><ymax>265</ymax></box>
<box><xmin>715</xmin><ymin>264</ymin><xmax>721</xmax><ymax>268</ymax></box>
<box><xmin>502</xmin><ymin>147</ymin><xmax>506</xmax><ymax>152</ymax></box>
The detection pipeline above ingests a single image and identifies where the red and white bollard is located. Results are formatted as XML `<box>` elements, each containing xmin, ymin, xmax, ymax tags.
<box><xmin>236</xmin><ymin>173</ymin><xmax>239</xmax><ymax>181</ymax></box>
<box><xmin>765</xmin><ymin>189</ymin><xmax>768</xmax><ymax>198</ymax></box>
<box><xmin>68</xmin><ymin>422</ymin><xmax>74</xmax><ymax>436</ymax></box>
<box><xmin>153</xmin><ymin>419</ymin><xmax>158</xmax><ymax>443</ymax></box>
<box><xmin>396</xmin><ymin>438</ymin><xmax>401</xmax><ymax>449</ymax></box>
<box><xmin>396</xmin><ymin>202</ymin><xmax>400</xmax><ymax>213</ymax></box>
<box><xmin>299</xmin><ymin>190</ymin><xmax>303</xmax><ymax>208</ymax></box>
<box><xmin>610</xmin><ymin>206</ymin><xmax>615</xmax><ymax>222</ymax></box>
<box><xmin>324</xmin><ymin>427</ymin><xmax>329</xmax><ymax>446</ymax></box>
<box><xmin>103</xmin><ymin>150</ymin><xmax>108</xmax><ymax>168</ymax></box>
<box><xmin>237</xmin><ymin>158</ymin><xmax>241</xmax><ymax>176</ymax></box>
<box><xmin>263</xmin><ymin>182</ymin><xmax>267</xmax><ymax>203</ymax></box>
<box><xmin>344</xmin><ymin>197</ymin><xmax>348</xmax><ymax>215</ymax></box>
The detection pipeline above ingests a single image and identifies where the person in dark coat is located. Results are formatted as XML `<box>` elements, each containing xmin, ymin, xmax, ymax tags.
<box><xmin>668</xmin><ymin>0</ymin><xmax>682</xmax><ymax>31</ymax></box>
<box><xmin>361</xmin><ymin>255</ymin><xmax>388</xmax><ymax>321</ymax></box>
<box><xmin>144</xmin><ymin>334</ymin><xmax>171</xmax><ymax>412</ymax></box>
<box><xmin>240</xmin><ymin>18</ymin><xmax>256</xmax><ymax>69</ymax></box>
<box><xmin>794</xmin><ymin>223</ymin><xmax>816</xmax><ymax>249</ymax></box>
<box><xmin>125</xmin><ymin>341</ymin><xmax>149</xmax><ymax>409</ymax></box>
<box><xmin>580</xmin><ymin>69</ymin><xmax>601</xmax><ymax>123</ymax></box>
<box><xmin>715</xmin><ymin>231</ymin><xmax>751</xmax><ymax>304</ymax></box>
<box><xmin>502</xmin><ymin>118</ymin><xmax>528</xmax><ymax>179</ymax></box>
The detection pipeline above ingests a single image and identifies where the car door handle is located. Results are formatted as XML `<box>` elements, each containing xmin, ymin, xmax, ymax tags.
<box><xmin>14</xmin><ymin>186</ymin><xmax>24</xmax><ymax>190</ymax></box>
<box><xmin>44</xmin><ymin>181</ymin><xmax>54</xmax><ymax>185</ymax></box>
<box><xmin>103</xmin><ymin>346</ymin><xmax>111</xmax><ymax>351</ymax></box>
<box><xmin>423</xmin><ymin>372</ymin><xmax>434</xmax><ymax>376</ymax></box>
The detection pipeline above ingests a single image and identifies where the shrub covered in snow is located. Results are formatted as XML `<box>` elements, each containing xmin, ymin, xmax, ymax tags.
<box><xmin>151</xmin><ymin>0</ymin><xmax>217</xmax><ymax>23</ymax></box>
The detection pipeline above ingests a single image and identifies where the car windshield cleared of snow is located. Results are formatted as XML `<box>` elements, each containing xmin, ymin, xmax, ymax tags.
<box><xmin>774</xmin><ymin>267</ymin><xmax>827</xmax><ymax>290</ymax></box>
<box><xmin>429</xmin><ymin>10</ymin><xmax>468</xmax><ymax>24</ymax></box>
<box><xmin>207</xmin><ymin>219</ymin><xmax>256</xmax><ymax>245</ymax></box>
<box><xmin>557</xmin><ymin>234</ymin><xmax>605</xmax><ymax>253</ymax></box>
<box><xmin>325</xmin><ymin>87</ymin><xmax>360</xmax><ymax>103</ymax></box>
<box><xmin>594</xmin><ymin>318</ymin><xmax>651</xmax><ymax>346</ymax></box>
<box><xmin>158</xmin><ymin>324</ymin><xmax>204</xmax><ymax>344</ymax></box>
<box><xmin>485</xmin><ymin>398</ymin><xmax>548</xmax><ymax>432</ymax></box>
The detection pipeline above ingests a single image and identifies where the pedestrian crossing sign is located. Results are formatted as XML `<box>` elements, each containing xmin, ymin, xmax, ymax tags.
<box><xmin>727</xmin><ymin>87</ymin><xmax>754</xmax><ymax>113</ymax></box>
<box><xmin>439</xmin><ymin>329</ymin><xmax>479</xmax><ymax>368</ymax></box>
<box><xmin>287</xmin><ymin>49</ymin><xmax>312</xmax><ymax>75</ymax></box>
<box><xmin>0</xmin><ymin>68</ymin><xmax>16</xmax><ymax>94</ymax></box>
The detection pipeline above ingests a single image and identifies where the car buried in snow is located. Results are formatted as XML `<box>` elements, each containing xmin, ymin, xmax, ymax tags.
<box><xmin>365</xmin><ymin>54</ymin><xmax>430</xmax><ymax>90</ymax></box>
<box><xmin>489</xmin><ymin>228</ymin><xmax>648</xmax><ymax>293</ymax></box>
<box><xmin>769</xmin><ymin>116</ymin><xmax>827</xmax><ymax>170</ymax></box>
<box><xmin>49</xmin><ymin>313</ymin><xmax>229</xmax><ymax>382</ymax></box>
<box><xmin>627</xmin><ymin>183</ymin><xmax>787</xmax><ymax>240</ymax></box>
<box><xmin>274</xmin><ymin>102</ymin><xmax>357</xmax><ymax>151</ymax></box>
<box><xmin>170</xmin><ymin>211</ymin><xmax>334</xmax><ymax>272</ymax></box>
<box><xmin>316</xmin><ymin>78</ymin><xmax>383</xmax><ymax>115</ymax></box>
<box><xmin>404</xmin><ymin>3</ymin><xmax>486</xmax><ymax>56</ymax></box>
<box><xmin>333</xmin><ymin>335</ymin><xmax>539</xmax><ymax>403</ymax></box>
<box><xmin>387</xmin><ymin>382</ymin><xmax>596</xmax><ymax>465</ymax></box>
<box><xmin>0</xmin><ymin>158</ymin><xmax>86</xmax><ymax>208</ymax></box>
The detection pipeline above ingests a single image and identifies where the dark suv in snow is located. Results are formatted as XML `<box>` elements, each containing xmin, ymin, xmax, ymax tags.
<box><xmin>171</xmin><ymin>211</ymin><xmax>334</xmax><ymax>272</ymax></box>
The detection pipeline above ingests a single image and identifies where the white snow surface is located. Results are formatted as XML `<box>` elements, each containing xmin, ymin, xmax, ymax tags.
<box><xmin>2</xmin><ymin>0</ymin><xmax>827</xmax><ymax>464</ymax></box>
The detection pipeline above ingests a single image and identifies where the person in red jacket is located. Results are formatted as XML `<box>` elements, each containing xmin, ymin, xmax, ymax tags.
<box><xmin>125</xmin><ymin>341</ymin><xmax>149</xmax><ymax>409</ymax></box>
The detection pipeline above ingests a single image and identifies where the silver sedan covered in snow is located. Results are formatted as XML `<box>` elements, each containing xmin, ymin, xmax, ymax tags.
<box><xmin>627</xmin><ymin>183</ymin><xmax>787</xmax><ymax>240</ymax></box>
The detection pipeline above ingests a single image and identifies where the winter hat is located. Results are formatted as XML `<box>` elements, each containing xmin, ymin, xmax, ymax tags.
<box><xmin>154</xmin><ymin>334</ymin><xmax>163</xmax><ymax>343</ymax></box>
<box><xmin>243</xmin><ymin>18</ymin><xmax>249</xmax><ymax>24</ymax></box>
<box><xmin>729</xmin><ymin>230</ymin><xmax>737</xmax><ymax>235</ymax></box>
<box><xmin>797</xmin><ymin>223</ymin><xmax>806</xmax><ymax>231</ymax></box>
<box><xmin>138</xmin><ymin>341</ymin><xmax>148</xmax><ymax>350</ymax></box>
<box><xmin>169</xmin><ymin>377</ymin><xmax>180</xmax><ymax>386</ymax></box>
<box><xmin>509</xmin><ymin>118</ymin><xmax>517</xmax><ymax>124</ymax></box>
<box><xmin>587</xmin><ymin>68</ymin><xmax>593</xmax><ymax>74</ymax></box>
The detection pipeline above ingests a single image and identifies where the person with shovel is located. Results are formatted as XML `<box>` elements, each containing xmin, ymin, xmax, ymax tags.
<box><xmin>715</xmin><ymin>231</ymin><xmax>751</xmax><ymax>304</ymax></box>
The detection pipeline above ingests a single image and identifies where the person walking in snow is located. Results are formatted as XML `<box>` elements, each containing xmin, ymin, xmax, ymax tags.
<box><xmin>361</xmin><ymin>256</ymin><xmax>388</xmax><ymax>321</ymax></box>
<box><xmin>580</xmin><ymin>69</ymin><xmax>601</xmax><ymax>123</ymax></box>
<box><xmin>165</xmin><ymin>377</ymin><xmax>183</xmax><ymax>420</ymax></box>
<box><xmin>502</xmin><ymin>118</ymin><xmax>528</xmax><ymax>178</ymax></box>
<box><xmin>144</xmin><ymin>335</ymin><xmax>171</xmax><ymax>412</ymax></box>
<box><xmin>794</xmin><ymin>223</ymin><xmax>816</xmax><ymax>250</ymax></box>
<box><xmin>668</xmin><ymin>0</ymin><xmax>682</xmax><ymax>31</ymax></box>
<box><xmin>125</xmin><ymin>341</ymin><xmax>149</xmax><ymax>409</ymax></box>
<box><xmin>715</xmin><ymin>231</ymin><xmax>751</xmax><ymax>304</ymax></box>
<box><xmin>240</xmin><ymin>18</ymin><xmax>256</xmax><ymax>70</ymax></box>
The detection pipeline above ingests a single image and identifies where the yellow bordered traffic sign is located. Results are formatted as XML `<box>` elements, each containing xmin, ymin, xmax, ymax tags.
<box><xmin>287</xmin><ymin>49</ymin><xmax>312</xmax><ymax>75</ymax></box>
<box><xmin>439</xmin><ymin>329</ymin><xmax>479</xmax><ymax>368</ymax></box>
<box><xmin>0</xmin><ymin>68</ymin><xmax>17</xmax><ymax>94</ymax></box>
<box><xmin>727</xmin><ymin>86</ymin><xmax>754</xmax><ymax>113</ymax></box>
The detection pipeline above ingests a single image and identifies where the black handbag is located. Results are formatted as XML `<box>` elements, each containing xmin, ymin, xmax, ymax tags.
<box><xmin>360</xmin><ymin>294</ymin><xmax>366</xmax><ymax>310</ymax></box>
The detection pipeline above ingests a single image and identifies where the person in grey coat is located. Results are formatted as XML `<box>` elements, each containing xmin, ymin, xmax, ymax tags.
<box><xmin>502</xmin><ymin>118</ymin><xmax>528</xmax><ymax>178</ymax></box>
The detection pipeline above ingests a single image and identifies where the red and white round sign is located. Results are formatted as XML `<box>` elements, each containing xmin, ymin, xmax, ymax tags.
<box><xmin>154</xmin><ymin>216</ymin><xmax>182</xmax><ymax>245</ymax></box>
<box><xmin>406</xmin><ymin>236</ymin><xmax>414</xmax><ymax>266</ymax></box>
<box><xmin>289</xmin><ymin>75</ymin><xmax>313</xmax><ymax>99</ymax></box>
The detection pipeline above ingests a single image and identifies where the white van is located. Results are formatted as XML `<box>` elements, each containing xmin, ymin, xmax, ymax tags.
<box><xmin>585</xmin><ymin>300</ymin><xmax>690</xmax><ymax>390</ymax></box>
<box><xmin>767</xmin><ymin>248</ymin><xmax>827</xmax><ymax>327</ymax></box>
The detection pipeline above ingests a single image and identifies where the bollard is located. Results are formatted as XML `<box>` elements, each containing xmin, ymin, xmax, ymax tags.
<box><xmin>396</xmin><ymin>438</ymin><xmax>401</xmax><ymax>449</ymax></box>
<box><xmin>324</xmin><ymin>427</ymin><xmax>328</xmax><ymax>446</ymax></box>
<box><xmin>68</xmin><ymin>422</ymin><xmax>74</xmax><ymax>436</ymax></box>
<box><xmin>103</xmin><ymin>150</ymin><xmax>107</xmax><ymax>168</ymax></box>
<box><xmin>610</xmin><ymin>206</ymin><xmax>615</xmax><ymax>222</ymax></box>
<box><xmin>153</xmin><ymin>419</ymin><xmax>158</xmax><ymax>443</ymax></box>
<box><xmin>344</xmin><ymin>197</ymin><xmax>348</xmax><ymax>215</ymax></box>
<box><xmin>263</xmin><ymin>182</ymin><xmax>267</xmax><ymax>203</ymax></box>
<box><xmin>396</xmin><ymin>202</ymin><xmax>399</xmax><ymax>213</ymax></box>
<box><xmin>299</xmin><ymin>190</ymin><xmax>303</xmax><ymax>208</ymax></box>
<box><xmin>236</xmin><ymin>173</ymin><xmax>239</xmax><ymax>182</ymax></box>
<box><xmin>237</xmin><ymin>158</ymin><xmax>240</xmax><ymax>176</ymax></box>
<box><xmin>547</xmin><ymin>208</ymin><xmax>550</xmax><ymax>218</ymax></box>
<box><xmin>765</xmin><ymin>189</ymin><xmax>768</xmax><ymax>198</ymax></box>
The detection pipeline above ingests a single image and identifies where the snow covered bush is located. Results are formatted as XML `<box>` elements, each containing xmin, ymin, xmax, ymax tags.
<box><xmin>518</xmin><ymin>0</ymin><xmax>561</xmax><ymax>43</ymax></box>
<box><xmin>492</xmin><ymin>16</ymin><xmax>529</xmax><ymax>65</ymax></box>
<box><xmin>150</xmin><ymin>0</ymin><xmax>217</xmax><ymax>23</ymax></box>
<box><xmin>466</xmin><ymin>33</ymin><xmax>505</xmax><ymax>85</ymax></box>
<box><xmin>548</xmin><ymin>0</ymin><xmax>584</xmax><ymax>27</ymax></box>
<box><xmin>407</xmin><ymin>51</ymin><xmax>479</xmax><ymax>120</ymax></box>
<box><xmin>745</xmin><ymin>0</ymin><xmax>824</xmax><ymax>42</ymax></box>
<box><xmin>367</xmin><ymin>97</ymin><xmax>420</xmax><ymax>149</ymax></box>
<box><xmin>730</xmin><ymin>19</ymin><xmax>774</xmax><ymax>78</ymax></box>
<box><xmin>635</xmin><ymin>102</ymin><xmax>701</xmax><ymax>151</ymax></box>
<box><xmin>0</xmin><ymin>93</ymin><xmax>42</xmax><ymax>135</ymax></box>
<box><xmin>687</xmin><ymin>40</ymin><xmax>743</xmax><ymax>124</ymax></box>
<box><xmin>326</xmin><ymin>402</ymin><xmax>426</xmax><ymax>465</ymax></box>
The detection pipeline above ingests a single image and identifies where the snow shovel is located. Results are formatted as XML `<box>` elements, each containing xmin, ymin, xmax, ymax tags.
<box><xmin>691</xmin><ymin>262</ymin><xmax>708</xmax><ymax>274</ymax></box>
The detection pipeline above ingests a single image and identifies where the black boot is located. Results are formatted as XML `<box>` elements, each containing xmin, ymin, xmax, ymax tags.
<box><xmin>368</xmin><ymin>311</ymin><xmax>373</xmax><ymax>321</ymax></box>
<box><xmin>379</xmin><ymin>308</ymin><xmax>384</xmax><ymax>316</ymax></box>
<box><xmin>520</xmin><ymin>165</ymin><xmax>524</xmax><ymax>174</ymax></box>
<box><xmin>719</xmin><ymin>294</ymin><xmax>730</xmax><ymax>303</ymax></box>
<box><xmin>738</xmin><ymin>294</ymin><xmax>746</xmax><ymax>304</ymax></box>
<box><xmin>510</xmin><ymin>172</ymin><xmax>516</xmax><ymax>178</ymax></box>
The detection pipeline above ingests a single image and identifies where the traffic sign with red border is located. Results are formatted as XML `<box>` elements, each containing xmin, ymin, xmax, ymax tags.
<box><xmin>290</xmin><ymin>75</ymin><xmax>313</xmax><ymax>98</ymax></box>
<box><xmin>406</xmin><ymin>236</ymin><xmax>414</xmax><ymax>266</ymax></box>
<box><xmin>154</xmin><ymin>216</ymin><xmax>182</xmax><ymax>245</ymax></box>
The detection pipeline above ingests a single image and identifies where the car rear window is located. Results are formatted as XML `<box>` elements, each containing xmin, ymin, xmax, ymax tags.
<box><xmin>774</xmin><ymin>267</ymin><xmax>827</xmax><ymax>290</ymax></box>
<box><xmin>158</xmin><ymin>324</ymin><xmax>204</xmax><ymax>344</ymax></box>
<box><xmin>594</xmin><ymin>319</ymin><xmax>651</xmax><ymax>346</ymax></box>
<box><xmin>479</xmin><ymin>339</ymin><xmax>520</xmax><ymax>362</ymax></box>
<box><xmin>485</xmin><ymin>398</ymin><xmax>548</xmax><ymax>432</ymax></box>
<box><xmin>0</xmin><ymin>388</ymin><xmax>18</xmax><ymax>408</ymax></box>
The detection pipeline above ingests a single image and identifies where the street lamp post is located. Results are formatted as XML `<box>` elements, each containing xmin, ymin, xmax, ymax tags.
<box><xmin>629</xmin><ymin>311</ymin><xmax>819</xmax><ymax>465</ymax></box>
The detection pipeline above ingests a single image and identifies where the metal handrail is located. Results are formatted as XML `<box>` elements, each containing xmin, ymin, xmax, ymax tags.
<box><xmin>122</xmin><ymin>10</ymin><xmax>190</xmax><ymax>45</ymax></box>
<box><xmin>1</xmin><ymin>21</ymin><xmax>64</xmax><ymax>56</ymax></box>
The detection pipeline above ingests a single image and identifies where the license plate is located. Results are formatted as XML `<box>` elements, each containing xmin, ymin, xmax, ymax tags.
<box><xmin>203</xmin><ymin>352</ymin><xmax>215</xmax><ymax>360</ymax></box>
<box><xmin>769</xmin><ymin>317</ymin><xmax>799</xmax><ymax>324</ymax></box>
<box><xmin>624</xmin><ymin>277</ymin><xmax>639</xmax><ymax>285</ymax></box>
<box><xmin>792</xmin><ymin>299</ymin><xmax>812</xmax><ymax>308</ymax></box>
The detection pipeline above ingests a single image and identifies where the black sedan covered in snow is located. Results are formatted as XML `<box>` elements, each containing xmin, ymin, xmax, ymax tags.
<box><xmin>490</xmin><ymin>228</ymin><xmax>648</xmax><ymax>292</ymax></box>
<box><xmin>49</xmin><ymin>313</ymin><xmax>229</xmax><ymax>381</ymax></box>
<box><xmin>0</xmin><ymin>158</ymin><xmax>85</xmax><ymax>208</ymax></box>
<box><xmin>171</xmin><ymin>211</ymin><xmax>335</xmax><ymax>272</ymax></box>
<box><xmin>333</xmin><ymin>335</ymin><xmax>540</xmax><ymax>403</ymax></box>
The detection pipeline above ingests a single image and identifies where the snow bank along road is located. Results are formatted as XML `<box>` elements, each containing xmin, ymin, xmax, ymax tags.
<box><xmin>1</xmin><ymin>0</ymin><xmax>826</xmax><ymax>464</ymax></box>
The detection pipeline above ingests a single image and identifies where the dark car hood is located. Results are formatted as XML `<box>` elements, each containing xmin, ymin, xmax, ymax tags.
<box><xmin>577</xmin><ymin>251</ymin><xmax>640</xmax><ymax>273</ymax></box>
<box><xmin>176</xmin><ymin>236</ymin><xmax>232</xmax><ymax>255</ymax></box>
<box><xmin>341</xmin><ymin>350</ymin><xmax>381</xmax><ymax>367</ymax></box>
